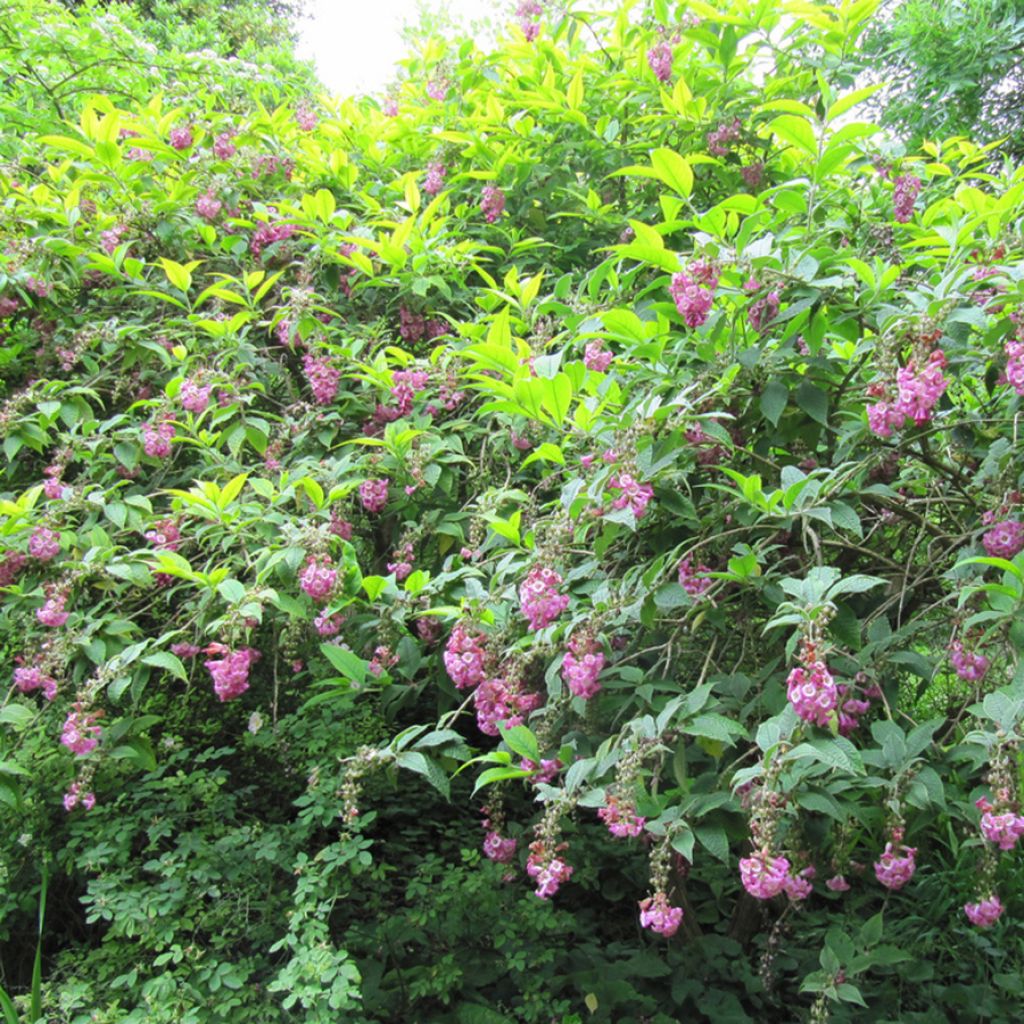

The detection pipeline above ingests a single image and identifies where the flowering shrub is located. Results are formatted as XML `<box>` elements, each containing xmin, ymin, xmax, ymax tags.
<box><xmin>3</xmin><ymin>0</ymin><xmax>1024</xmax><ymax>1020</ymax></box>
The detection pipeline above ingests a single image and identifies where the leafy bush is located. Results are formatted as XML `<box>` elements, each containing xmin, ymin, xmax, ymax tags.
<box><xmin>2</xmin><ymin>0</ymin><xmax>1024</xmax><ymax>1020</ymax></box>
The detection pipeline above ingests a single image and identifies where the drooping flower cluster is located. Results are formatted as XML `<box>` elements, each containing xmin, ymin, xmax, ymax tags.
<box><xmin>423</xmin><ymin>161</ymin><xmax>447</xmax><ymax>196</ymax></box>
<box><xmin>212</xmin><ymin>131</ymin><xmax>236</xmax><ymax>160</ymax></box>
<box><xmin>597</xmin><ymin>793</ymin><xmax>645</xmax><ymax>838</ymax></box>
<box><xmin>204</xmin><ymin>645</ymin><xmax>260</xmax><ymax>702</ymax></box>
<box><xmin>442</xmin><ymin>622</ymin><xmax>485</xmax><ymax>688</ymax></box>
<box><xmin>739</xmin><ymin>850</ymin><xmax>791</xmax><ymax>899</ymax></box>
<box><xmin>250</xmin><ymin>219</ymin><xmax>296</xmax><ymax>257</ymax></box>
<box><xmin>964</xmin><ymin>894</ymin><xmax>1004</xmax><ymax>928</ymax></box>
<box><xmin>982</xmin><ymin>519</ymin><xmax>1024</xmax><ymax>560</ymax></box>
<box><xmin>145</xmin><ymin>519</ymin><xmax>181</xmax><ymax>551</ymax></box>
<box><xmin>561</xmin><ymin>632</ymin><xmax>605</xmax><ymax>699</ymax></box>
<box><xmin>29</xmin><ymin>526</ymin><xmax>61</xmax><ymax>561</ymax></box>
<box><xmin>527</xmin><ymin>839</ymin><xmax>573</xmax><ymax>899</ymax></box>
<box><xmin>195</xmin><ymin>190</ymin><xmax>222</xmax><ymax>221</ymax></box>
<box><xmin>783</xmin><ymin>864</ymin><xmax>816</xmax><ymax>901</ymax></box>
<box><xmin>895</xmin><ymin>352</ymin><xmax>949</xmax><ymax>425</ymax></box>
<box><xmin>786</xmin><ymin>657</ymin><xmax>838</xmax><ymax>728</ymax></box>
<box><xmin>14</xmin><ymin>664</ymin><xmax>57</xmax><ymax>701</ymax></box>
<box><xmin>948</xmin><ymin>639</ymin><xmax>990</xmax><ymax>682</ymax></box>
<box><xmin>873</xmin><ymin>841</ymin><xmax>916</xmax><ymax>890</ymax></box>
<box><xmin>584</xmin><ymin>341</ymin><xmax>613</xmax><ymax>372</ymax></box>
<box><xmin>303</xmin><ymin>352</ymin><xmax>340</xmax><ymax>404</ymax></box>
<box><xmin>169</xmin><ymin>125</ymin><xmax>193</xmax><ymax>150</ymax></box>
<box><xmin>669</xmin><ymin>262</ymin><xmax>719</xmax><ymax>328</ymax></box>
<box><xmin>63</xmin><ymin>781</ymin><xmax>96</xmax><ymax>812</ymax></box>
<box><xmin>481</xmin><ymin>805</ymin><xmax>517</xmax><ymax>863</ymax></box>
<box><xmin>677</xmin><ymin>557</ymin><xmax>712</xmax><ymax>598</ymax></box>
<box><xmin>646</xmin><ymin>40</ymin><xmax>673</xmax><ymax>81</ymax></box>
<box><xmin>480</xmin><ymin>185</ymin><xmax>506</xmax><ymax>223</ymax></box>
<box><xmin>892</xmin><ymin>173</ymin><xmax>922</xmax><ymax>223</ymax></box>
<box><xmin>741</xmin><ymin>161</ymin><xmax>764</xmax><ymax>190</ymax></box>
<box><xmin>0</xmin><ymin>550</ymin><xmax>27</xmax><ymax>585</ymax></box>
<box><xmin>474</xmin><ymin>676</ymin><xmax>541</xmax><ymax>736</ymax></box>
<box><xmin>826</xmin><ymin>874</ymin><xmax>850</xmax><ymax>892</ymax></box>
<box><xmin>390</xmin><ymin>369</ymin><xmax>430</xmax><ymax>415</ymax></box>
<box><xmin>747</xmin><ymin>289</ymin><xmax>780</xmax><ymax>333</ymax></box>
<box><xmin>299</xmin><ymin>556</ymin><xmax>337</xmax><ymax>602</ymax></box>
<box><xmin>607</xmin><ymin>473</ymin><xmax>655</xmax><ymax>518</ymax></box>
<box><xmin>295</xmin><ymin>105</ymin><xmax>318</xmax><ymax>131</ymax></box>
<box><xmin>639</xmin><ymin>891</ymin><xmax>683</xmax><ymax>936</ymax></box>
<box><xmin>516</xmin><ymin>0</ymin><xmax>543</xmax><ymax>40</ymax></box>
<box><xmin>358</xmin><ymin>478</ymin><xmax>389</xmax><ymax>513</ymax></box>
<box><xmin>314</xmin><ymin>609</ymin><xmax>344</xmax><ymax>637</ymax></box>
<box><xmin>37</xmin><ymin>589</ymin><xmax>69</xmax><ymax>627</ymax></box>
<box><xmin>519</xmin><ymin>565</ymin><xmax>569</xmax><ymax>631</ymax></box>
<box><xmin>386</xmin><ymin>542</ymin><xmax>415</xmax><ymax>581</ymax></box>
<box><xmin>142</xmin><ymin>420</ymin><xmax>175</xmax><ymax>459</ymax></box>
<box><xmin>180</xmin><ymin>377</ymin><xmax>212</xmax><ymax>413</ymax></box>
<box><xmin>976</xmin><ymin>795</ymin><xmax>1024</xmax><ymax>851</ymax></box>
<box><xmin>61</xmin><ymin>704</ymin><xmax>102</xmax><ymax>755</ymax></box>
<box><xmin>707</xmin><ymin>116</ymin><xmax>742</xmax><ymax>156</ymax></box>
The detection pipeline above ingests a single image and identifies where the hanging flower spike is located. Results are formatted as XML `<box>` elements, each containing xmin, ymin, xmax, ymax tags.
<box><xmin>964</xmin><ymin>894</ymin><xmax>1003</xmax><ymax>928</ymax></box>
<box><xmin>873</xmin><ymin>841</ymin><xmax>916</xmax><ymax>890</ymax></box>
<box><xmin>739</xmin><ymin>850</ymin><xmax>790</xmax><ymax>899</ymax></box>
<box><xmin>639</xmin><ymin>891</ymin><xmax>683</xmax><ymax>936</ymax></box>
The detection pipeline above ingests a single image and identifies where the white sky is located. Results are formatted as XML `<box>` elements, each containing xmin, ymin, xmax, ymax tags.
<box><xmin>297</xmin><ymin>0</ymin><xmax>485</xmax><ymax>98</ymax></box>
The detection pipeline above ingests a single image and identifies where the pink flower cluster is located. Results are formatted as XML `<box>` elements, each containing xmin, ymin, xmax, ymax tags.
<box><xmin>584</xmin><ymin>341</ymin><xmax>613</xmax><ymax>372</ymax></box>
<box><xmin>597</xmin><ymin>793</ymin><xmax>645</xmax><ymax>838</ymax></box>
<box><xmin>826</xmin><ymin>874</ymin><xmax>850</xmax><ymax>892</ymax></box>
<box><xmin>145</xmin><ymin>519</ymin><xmax>181</xmax><ymax>551</ymax></box>
<box><xmin>180</xmin><ymin>378</ymin><xmax>212</xmax><ymax>413</ymax></box>
<box><xmin>169</xmin><ymin>126</ymin><xmax>193</xmax><ymax>150</ymax></box>
<box><xmin>483</xmin><ymin>830</ymin><xmax>517</xmax><ymax>863</ymax></box>
<box><xmin>867</xmin><ymin>352</ymin><xmax>949</xmax><ymax>437</ymax></box>
<box><xmin>37</xmin><ymin>590</ymin><xmax>69</xmax><ymax>627</ymax></box>
<box><xmin>976</xmin><ymin>796</ymin><xmax>1024</xmax><ymax>851</ymax></box>
<box><xmin>480</xmin><ymin>185</ymin><xmax>506</xmax><ymax>223</ymax></box>
<box><xmin>251</xmin><ymin>220</ymin><xmax>296</xmax><ymax>257</ymax></box>
<box><xmin>741</xmin><ymin>162</ymin><xmax>764</xmax><ymax>189</ymax></box>
<box><xmin>29</xmin><ymin>526</ymin><xmax>60</xmax><ymax>561</ymax></box>
<box><xmin>639</xmin><ymin>892</ymin><xmax>683</xmax><ymax>936</ymax></box>
<box><xmin>143</xmin><ymin>420</ymin><xmax>175</xmax><ymax>458</ymax></box>
<box><xmin>195</xmin><ymin>190</ymin><xmax>222</xmax><ymax>221</ymax></box>
<box><xmin>739</xmin><ymin>851</ymin><xmax>791</xmax><ymax>899</ymax></box>
<box><xmin>669</xmin><ymin>262</ymin><xmax>719</xmax><ymax>328</ymax></box>
<box><xmin>948</xmin><ymin>640</ymin><xmax>989</xmax><ymax>682</ymax></box>
<box><xmin>63</xmin><ymin>781</ymin><xmax>96</xmax><ymax>812</ymax></box>
<box><xmin>426</xmin><ymin>78</ymin><xmax>449</xmax><ymax>101</ymax></box>
<box><xmin>204</xmin><ymin>645</ymin><xmax>260</xmax><ymax>702</ymax></box>
<box><xmin>444</xmin><ymin>622</ymin><xmax>488</xmax><ymax>689</ymax></box>
<box><xmin>982</xmin><ymin>519</ymin><xmax>1024</xmax><ymax>559</ymax></box>
<box><xmin>893</xmin><ymin>173</ymin><xmax>921</xmax><ymax>223</ymax></box>
<box><xmin>562</xmin><ymin>633</ymin><xmax>605</xmax><ymax>699</ymax></box>
<box><xmin>295</xmin><ymin>106</ymin><xmax>318</xmax><ymax>131</ymax></box>
<box><xmin>607</xmin><ymin>473</ymin><xmax>655</xmax><ymax>518</ymax></box>
<box><xmin>474</xmin><ymin>676</ymin><xmax>541</xmax><ymax>736</ymax></box>
<box><xmin>299</xmin><ymin>556</ymin><xmax>337</xmax><ymax>602</ymax></box>
<box><xmin>835</xmin><ymin>681</ymin><xmax>875</xmax><ymax>735</ymax></box>
<box><xmin>303</xmin><ymin>352</ymin><xmax>340</xmax><ymax>404</ymax></box>
<box><xmin>213</xmin><ymin>132</ymin><xmax>236</xmax><ymax>160</ymax></box>
<box><xmin>873</xmin><ymin>842</ymin><xmax>916</xmax><ymax>889</ymax></box>
<box><xmin>391</xmin><ymin>369</ymin><xmax>430</xmax><ymax>415</ymax></box>
<box><xmin>964</xmin><ymin>894</ymin><xmax>1004</xmax><ymax>928</ymax></box>
<box><xmin>527</xmin><ymin>840</ymin><xmax>573</xmax><ymax>899</ymax></box>
<box><xmin>14</xmin><ymin>665</ymin><xmax>57</xmax><ymax>701</ymax></box>
<box><xmin>423</xmin><ymin>161</ymin><xmax>447</xmax><ymax>196</ymax></box>
<box><xmin>519</xmin><ymin>565</ymin><xmax>569</xmax><ymax>631</ymax></box>
<box><xmin>747</xmin><ymin>290</ymin><xmax>780</xmax><ymax>333</ymax></box>
<box><xmin>359</xmin><ymin>478</ymin><xmax>389</xmax><ymax>514</ymax></box>
<box><xmin>784</xmin><ymin>865</ymin><xmax>816</xmax><ymax>901</ymax></box>
<box><xmin>646</xmin><ymin>41</ymin><xmax>673</xmax><ymax>82</ymax></box>
<box><xmin>61</xmin><ymin>704</ymin><xmax>102</xmax><ymax>755</ymax></box>
<box><xmin>387</xmin><ymin>542</ymin><xmax>415</xmax><ymax>581</ymax></box>
<box><xmin>677</xmin><ymin>557</ymin><xmax>712</xmax><ymax>598</ymax></box>
<box><xmin>786</xmin><ymin>659</ymin><xmax>838</xmax><ymax>727</ymax></box>
<box><xmin>516</xmin><ymin>0</ymin><xmax>542</xmax><ymax>40</ymax></box>
<box><xmin>707</xmin><ymin>117</ymin><xmax>742</xmax><ymax>156</ymax></box>
<box><xmin>519</xmin><ymin>757</ymin><xmax>561</xmax><ymax>784</ymax></box>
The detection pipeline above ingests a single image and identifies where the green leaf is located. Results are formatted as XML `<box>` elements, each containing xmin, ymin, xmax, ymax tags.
<box><xmin>760</xmin><ymin>380</ymin><xmax>789</xmax><ymax>426</ymax></box>
<box><xmin>141</xmin><ymin>651</ymin><xmax>188</xmax><ymax>682</ymax></box>
<box><xmin>767</xmin><ymin>114</ymin><xmax>818</xmax><ymax>156</ymax></box>
<box><xmin>320</xmin><ymin>645</ymin><xmax>368</xmax><ymax>684</ymax></box>
<box><xmin>394</xmin><ymin>751</ymin><xmax>450</xmax><ymax>799</ymax></box>
<box><xmin>785</xmin><ymin>737</ymin><xmax>864</xmax><ymax>775</ymax></box>
<box><xmin>499</xmin><ymin>724</ymin><xmax>541</xmax><ymax>763</ymax></box>
<box><xmin>650</xmin><ymin>147</ymin><xmax>693</xmax><ymax>197</ymax></box>
<box><xmin>795</xmin><ymin>380</ymin><xmax>829</xmax><ymax>425</ymax></box>
<box><xmin>472</xmin><ymin>765</ymin><xmax>534</xmax><ymax>794</ymax></box>
<box><xmin>694</xmin><ymin>823</ymin><xmax>730</xmax><ymax>864</ymax></box>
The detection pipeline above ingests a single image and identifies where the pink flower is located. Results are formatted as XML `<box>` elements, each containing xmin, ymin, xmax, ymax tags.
<box><xmin>303</xmin><ymin>353</ymin><xmax>340</xmax><ymax>404</ymax></box>
<box><xmin>741</xmin><ymin>162</ymin><xmax>764</xmax><ymax>189</ymax></box>
<box><xmin>169</xmin><ymin>126</ymin><xmax>193</xmax><ymax>151</ymax></box>
<box><xmin>707</xmin><ymin>117</ymin><xmax>741</xmax><ymax>156</ymax></box>
<box><xmin>29</xmin><ymin>526</ymin><xmax>60</xmax><ymax>561</ymax></box>
<box><xmin>426</xmin><ymin>78</ymin><xmax>448</xmax><ymax>101</ymax></box>
<box><xmin>295</xmin><ymin>106</ymin><xmax>318</xmax><ymax>131</ymax></box>
<box><xmin>866</xmin><ymin>399</ymin><xmax>905</xmax><ymax>438</ymax></box>
<box><xmin>893</xmin><ymin>173</ymin><xmax>921</xmax><ymax>223</ymax></box>
<box><xmin>203</xmin><ymin>644</ymin><xmax>259</xmax><ymax>701</ymax></box>
<box><xmin>639</xmin><ymin>891</ymin><xmax>683</xmax><ymax>936</ymax></box>
<box><xmin>14</xmin><ymin>665</ymin><xmax>57</xmax><ymax>701</ymax></box>
<box><xmin>607</xmin><ymin>473</ymin><xmax>654</xmax><ymax>518</ymax></box>
<box><xmin>597</xmin><ymin>793</ymin><xmax>645</xmax><ymax>838</ymax></box>
<box><xmin>142</xmin><ymin>420</ymin><xmax>175</xmax><ymax>459</ymax></box>
<box><xmin>740</xmin><ymin>851</ymin><xmax>791</xmax><ymax>899</ymax></box>
<box><xmin>444</xmin><ymin>624</ymin><xmax>488</xmax><ymax>690</ymax></box>
<box><xmin>0</xmin><ymin>550</ymin><xmax>27</xmax><ymax>584</ymax></box>
<box><xmin>519</xmin><ymin>565</ymin><xmax>569</xmax><ymax>631</ymax></box>
<box><xmin>359</xmin><ymin>478</ymin><xmax>389</xmax><ymax>514</ymax></box>
<box><xmin>299</xmin><ymin>556</ymin><xmax>337</xmax><ymax>602</ymax></box>
<box><xmin>145</xmin><ymin>519</ymin><xmax>181</xmax><ymax>551</ymax></box>
<box><xmin>562</xmin><ymin>634</ymin><xmax>604</xmax><ymax>699</ymax></box>
<box><xmin>480</xmin><ymin>185</ymin><xmax>506</xmax><ymax>223</ymax></box>
<box><xmin>646</xmin><ymin>41</ymin><xmax>673</xmax><ymax>82</ymax></box>
<box><xmin>783</xmin><ymin>865</ymin><xmax>816</xmax><ymax>901</ymax></box>
<box><xmin>964</xmin><ymin>894</ymin><xmax>1003</xmax><ymax>928</ymax></box>
<box><xmin>1005</xmin><ymin>340</ymin><xmax>1024</xmax><ymax>394</ymax></box>
<box><xmin>527</xmin><ymin>839</ymin><xmax>573</xmax><ymax>899</ymax></box>
<box><xmin>473</xmin><ymin>676</ymin><xmax>540</xmax><ymax>736</ymax></box>
<box><xmin>873</xmin><ymin>842</ymin><xmax>916</xmax><ymax>890</ymax></box>
<box><xmin>982</xmin><ymin>519</ymin><xmax>1024</xmax><ymax>560</ymax></box>
<box><xmin>213</xmin><ymin>132</ymin><xmax>236</xmax><ymax>160</ymax></box>
<box><xmin>37</xmin><ymin>591</ymin><xmax>69</xmax><ymax>627</ymax></box>
<box><xmin>786</xmin><ymin>660</ymin><xmax>838</xmax><ymax>727</ymax></box>
<box><xmin>63</xmin><ymin>782</ymin><xmax>96</xmax><ymax>812</ymax></box>
<box><xmin>826</xmin><ymin>874</ymin><xmax>850</xmax><ymax>892</ymax></box>
<box><xmin>180</xmin><ymin>378</ymin><xmax>212</xmax><ymax>413</ymax></box>
<box><xmin>423</xmin><ymin>161</ymin><xmax>447</xmax><ymax>196</ymax></box>
<box><xmin>483</xmin><ymin>831</ymin><xmax>517</xmax><ymax>863</ymax></box>
<box><xmin>584</xmin><ymin>341</ymin><xmax>613</xmax><ymax>372</ymax></box>
<box><xmin>669</xmin><ymin>271</ymin><xmax>716</xmax><ymax>328</ymax></box>
<box><xmin>61</xmin><ymin>703</ymin><xmax>102</xmax><ymax>755</ymax></box>
<box><xmin>678</xmin><ymin>557</ymin><xmax>712</xmax><ymax>598</ymax></box>
<box><xmin>948</xmin><ymin>640</ymin><xmax>989</xmax><ymax>682</ymax></box>
<box><xmin>314</xmin><ymin>610</ymin><xmax>344</xmax><ymax>636</ymax></box>
<box><xmin>748</xmin><ymin>290</ymin><xmax>780</xmax><ymax>333</ymax></box>
<box><xmin>170</xmin><ymin>642</ymin><xmax>201</xmax><ymax>658</ymax></box>
<box><xmin>895</xmin><ymin>353</ymin><xmax>948</xmax><ymax>425</ymax></box>
<box><xmin>195</xmin><ymin>190</ymin><xmax>222</xmax><ymax>221</ymax></box>
<box><xmin>980</xmin><ymin>809</ymin><xmax>1024</xmax><ymax>851</ymax></box>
